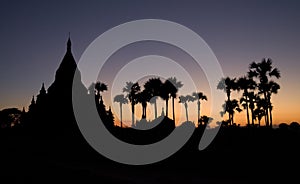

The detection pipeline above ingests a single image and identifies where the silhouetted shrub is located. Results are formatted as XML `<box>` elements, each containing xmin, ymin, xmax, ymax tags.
<box><xmin>290</xmin><ymin>122</ymin><xmax>300</xmax><ymax>130</ymax></box>
<box><xmin>279</xmin><ymin>123</ymin><xmax>289</xmax><ymax>130</ymax></box>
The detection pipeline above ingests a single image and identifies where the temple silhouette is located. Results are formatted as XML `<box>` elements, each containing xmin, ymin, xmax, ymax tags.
<box><xmin>24</xmin><ymin>37</ymin><xmax>114</xmax><ymax>136</ymax></box>
<box><xmin>24</xmin><ymin>37</ymin><xmax>173</xmax><ymax>142</ymax></box>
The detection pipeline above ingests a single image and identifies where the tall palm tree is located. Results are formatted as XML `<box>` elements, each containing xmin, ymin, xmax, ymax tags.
<box><xmin>137</xmin><ymin>90</ymin><xmax>150</xmax><ymax>119</ymax></box>
<box><xmin>266</xmin><ymin>81</ymin><xmax>280</xmax><ymax>127</ymax></box>
<box><xmin>217</xmin><ymin>77</ymin><xmax>237</xmax><ymax>124</ymax></box>
<box><xmin>192</xmin><ymin>92</ymin><xmax>207</xmax><ymax>127</ymax></box>
<box><xmin>123</xmin><ymin>81</ymin><xmax>141</xmax><ymax>127</ymax></box>
<box><xmin>179</xmin><ymin>95</ymin><xmax>195</xmax><ymax>122</ymax></box>
<box><xmin>237</xmin><ymin>77</ymin><xmax>256</xmax><ymax>126</ymax></box>
<box><xmin>167</xmin><ymin>77</ymin><xmax>183</xmax><ymax>122</ymax></box>
<box><xmin>113</xmin><ymin>94</ymin><xmax>128</xmax><ymax>128</ymax></box>
<box><xmin>248</xmin><ymin>58</ymin><xmax>280</xmax><ymax>128</ymax></box>
<box><xmin>144</xmin><ymin>78</ymin><xmax>162</xmax><ymax>119</ymax></box>
<box><xmin>95</xmin><ymin>81</ymin><xmax>108</xmax><ymax>102</ymax></box>
<box><xmin>160</xmin><ymin>80</ymin><xmax>173</xmax><ymax>118</ymax></box>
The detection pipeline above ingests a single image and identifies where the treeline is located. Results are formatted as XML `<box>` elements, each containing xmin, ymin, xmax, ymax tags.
<box><xmin>0</xmin><ymin>58</ymin><xmax>290</xmax><ymax>130</ymax></box>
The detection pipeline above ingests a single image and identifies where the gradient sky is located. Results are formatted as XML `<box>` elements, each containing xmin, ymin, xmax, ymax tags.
<box><xmin>1</xmin><ymin>0</ymin><xmax>300</xmax><ymax>126</ymax></box>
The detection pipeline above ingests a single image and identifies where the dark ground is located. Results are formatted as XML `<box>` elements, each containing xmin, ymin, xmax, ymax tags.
<box><xmin>1</xmin><ymin>125</ymin><xmax>300</xmax><ymax>184</ymax></box>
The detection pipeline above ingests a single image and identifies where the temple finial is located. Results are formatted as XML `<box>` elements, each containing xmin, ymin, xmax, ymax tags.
<box><xmin>67</xmin><ymin>32</ymin><xmax>71</xmax><ymax>52</ymax></box>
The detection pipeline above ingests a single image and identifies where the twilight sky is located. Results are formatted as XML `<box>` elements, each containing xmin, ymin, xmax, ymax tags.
<box><xmin>1</xmin><ymin>0</ymin><xmax>300</xmax><ymax>125</ymax></box>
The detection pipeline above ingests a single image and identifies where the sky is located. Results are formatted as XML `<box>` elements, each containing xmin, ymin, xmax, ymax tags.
<box><xmin>1</xmin><ymin>0</ymin><xmax>300</xmax><ymax>126</ymax></box>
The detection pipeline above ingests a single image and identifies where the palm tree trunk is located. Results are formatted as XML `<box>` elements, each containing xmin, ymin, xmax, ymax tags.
<box><xmin>268</xmin><ymin>96</ymin><xmax>273</xmax><ymax>128</ymax></box>
<box><xmin>269</xmin><ymin>106</ymin><xmax>273</xmax><ymax>128</ymax></box>
<box><xmin>264</xmin><ymin>109</ymin><xmax>269</xmax><ymax>127</ymax></box>
<box><xmin>120</xmin><ymin>103</ymin><xmax>123</xmax><ymax>128</ymax></box>
<box><xmin>197</xmin><ymin>100</ymin><xmax>200</xmax><ymax>126</ymax></box>
<box><xmin>263</xmin><ymin>92</ymin><xmax>269</xmax><ymax>127</ymax></box>
<box><xmin>185</xmin><ymin>103</ymin><xmax>189</xmax><ymax>122</ymax></box>
<box><xmin>250</xmin><ymin>108</ymin><xmax>254</xmax><ymax>126</ymax></box>
<box><xmin>141</xmin><ymin>104</ymin><xmax>145</xmax><ymax>119</ymax></box>
<box><xmin>245</xmin><ymin>95</ymin><xmax>250</xmax><ymax>126</ymax></box>
<box><xmin>95</xmin><ymin>94</ymin><xmax>100</xmax><ymax>105</ymax></box>
<box><xmin>131</xmin><ymin>103</ymin><xmax>135</xmax><ymax>127</ymax></box>
<box><xmin>154</xmin><ymin>100</ymin><xmax>158</xmax><ymax>119</ymax></box>
<box><xmin>166</xmin><ymin>99</ymin><xmax>169</xmax><ymax>118</ymax></box>
<box><xmin>143</xmin><ymin>104</ymin><xmax>147</xmax><ymax>119</ymax></box>
<box><xmin>172</xmin><ymin>97</ymin><xmax>175</xmax><ymax>121</ymax></box>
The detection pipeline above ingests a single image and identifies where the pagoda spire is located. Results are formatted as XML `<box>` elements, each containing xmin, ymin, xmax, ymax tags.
<box><xmin>40</xmin><ymin>83</ymin><xmax>46</xmax><ymax>95</ymax></box>
<box><xmin>31</xmin><ymin>95</ymin><xmax>35</xmax><ymax>105</ymax></box>
<box><xmin>67</xmin><ymin>32</ymin><xmax>71</xmax><ymax>52</ymax></box>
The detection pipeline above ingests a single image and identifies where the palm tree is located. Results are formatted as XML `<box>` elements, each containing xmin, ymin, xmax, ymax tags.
<box><xmin>217</xmin><ymin>77</ymin><xmax>237</xmax><ymax>124</ymax></box>
<box><xmin>199</xmin><ymin>115</ymin><xmax>213</xmax><ymax>127</ymax></box>
<box><xmin>167</xmin><ymin>77</ymin><xmax>183</xmax><ymax>122</ymax></box>
<box><xmin>192</xmin><ymin>92</ymin><xmax>207</xmax><ymax>127</ymax></box>
<box><xmin>217</xmin><ymin>77</ymin><xmax>237</xmax><ymax>101</ymax></box>
<box><xmin>144</xmin><ymin>78</ymin><xmax>162</xmax><ymax>119</ymax></box>
<box><xmin>254</xmin><ymin>109</ymin><xmax>265</xmax><ymax>127</ymax></box>
<box><xmin>221</xmin><ymin>99</ymin><xmax>242</xmax><ymax>125</ymax></box>
<box><xmin>248</xmin><ymin>58</ymin><xmax>280</xmax><ymax>128</ymax></box>
<box><xmin>266</xmin><ymin>81</ymin><xmax>280</xmax><ymax>127</ymax></box>
<box><xmin>123</xmin><ymin>81</ymin><xmax>141</xmax><ymax>127</ymax></box>
<box><xmin>95</xmin><ymin>81</ymin><xmax>108</xmax><ymax>102</ymax></box>
<box><xmin>113</xmin><ymin>94</ymin><xmax>128</xmax><ymax>128</ymax></box>
<box><xmin>137</xmin><ymin>90</ymin><xmax>150</xmax><ymax>119</ymax></box>
<box><xmin>254</xmin><ymin>97</ymin><xmax>266</xmax><ymax>127</ymax></box>
<box><xmin>247</xmin><ymin>92</ymin><xmax>257</xmax><ymax>125</ymax></box>
<box><xmin>160</xmin><ymin>80</ymin><xmax>174</xmax><ymax>118</ymax></box>
<box><xmin>179</xmin><ymin>95</ymin><xmax>195</xmax><ymax>122</ymax></box>
<box><xmin>237</xmin><ymin>77</ymin><xmax>256</xmax><ymax>126</ymax></box>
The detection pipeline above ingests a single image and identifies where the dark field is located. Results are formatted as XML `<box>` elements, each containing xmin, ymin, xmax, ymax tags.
<box><xmin>1</xmin><ymin>125</ymin><xmax>299</xmax><ymax>184</ymax></box>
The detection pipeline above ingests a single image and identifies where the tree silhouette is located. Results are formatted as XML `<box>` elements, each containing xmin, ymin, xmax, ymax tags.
<box><xmin>199</xmin><ymin>115</ymin><xmax>213</xmax><ymax>127</ymax></box>
<box><xmin>137</xmin><ymin>89</ymin><xmax>150</xmax><ymax>119</ymax></box>
<box><xmin>266</xmin><ymin>81</ymin><xmax>280</xmax><ymax>127</ymax></box>
<box><xmin>192</xmin><ymin>92</ymin><xmax>207</xmax><ymax>127</ymax></box>
<box><xmin>237</xmin><ymin>76</ymin><xmax>256</xmax><ymax>126</ymax></box>
<box><xmin>217</xmin><ymin>77</ymin><xmax>237</xmax><ymax>124</ymax></box>
<box><xmin>113</xmin><ymin>94</ymin><xmax>128</xmax><ymax>128</ymax></box>
<box><xmin>217</xmin><ymin>77</ymin><xmax>237</xmax><ymax>101</ymax></box>
<box><xmin>247</xmin><ymin>92</ymin><xmax>258</xmax><ymax>125</ymax></box>
<box><xmin>254</xmin><ymin>96</ymin><xmax>266</xmax><ymax>127</ymax></box>
<box><xmin>167</xmin><ymin>77</ymin><xmax>183</xmax><ymax>122</ymax></box>
<box><xmin>123</xmin><ymin>81</ymin><xmax>141</xmax><ymax>127</ymax></box>
<box><xmin>160</xmin><ymin>80</ymin><xmax>173</xmax><ymax>118</ymax></box>
<box><xmin>248</xmin><ymin>58</ymin><xmax>280</xmax><ymax>128</ymax></box>
<box><xmin>144</xmin><ymin>78</ymin><xmax>162</xmax><ymax>119</ymax></box>
<box><xmin>95</xmin><ymin>81</ymin><xmax>108</xmax><ymax>102</ymax></box>
<box><xmin>221</xmin><ymin>99</ymin><xmax>242</xmax><ymax>125</ymax></box>
<box><xmin>179</xmin><ymin>95</ymin><xmax>195</xmax><ymax>122</ymax></box>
